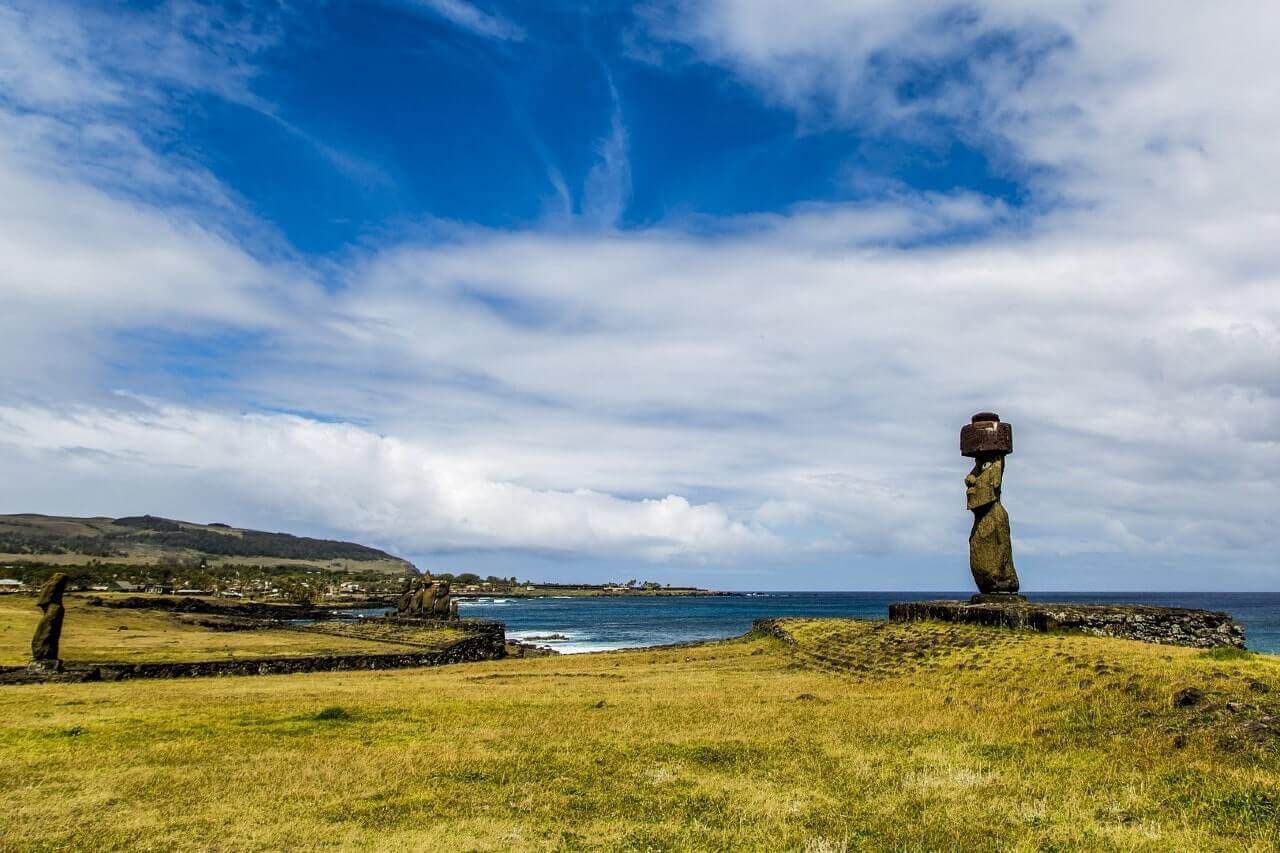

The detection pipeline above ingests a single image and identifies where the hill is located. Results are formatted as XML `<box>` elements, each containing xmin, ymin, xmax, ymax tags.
<box><xmin>0</xmin><ymin>513</ymin><xmax>415</xmax><ymax>576</ymax></box>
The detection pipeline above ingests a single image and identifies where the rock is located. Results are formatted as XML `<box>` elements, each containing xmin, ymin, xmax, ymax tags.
<box><xmin>1173</xmin><ymin>687</ymin><xmax>1205</xmax><ymax>707</ymax></box>
<box><xmin>26</xmin><ymin>659</ymin><xmax>63</xmax><ymax>674</ymax></box>
<box><xmin>888</xmin><ymin>601</ymin><xmax>1246</xmax><ymax>649</ymax></box>
<box><xmin>504</xmin><ymin>642</ymin><xmax>558</xmax><ymax>658</ymax></box>
<box><xmin>969</xmin><ymin>593</ymin><xmax>1027</xmax><ymax>605</ymax></box>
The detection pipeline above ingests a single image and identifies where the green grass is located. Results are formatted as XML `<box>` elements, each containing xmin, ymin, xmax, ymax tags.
<box><xmin>0</xmin><ymin>595</ymin><xmax>463</xmax><ymax>665</ymax></box>
<box><xmin>0</xmin><ymin>618</ymin><xmax>1277</xmax><ymax>850</ymax></box>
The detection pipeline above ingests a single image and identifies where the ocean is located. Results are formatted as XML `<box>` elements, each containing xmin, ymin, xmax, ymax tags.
<box><xmin>450</xmin><ymin>592</ymin><xmax>1280</xmax><ymax>655</ymax></box>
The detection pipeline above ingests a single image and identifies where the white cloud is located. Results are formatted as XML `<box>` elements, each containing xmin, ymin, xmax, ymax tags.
<box><xmin>402</xmin><ymin>0</ymin><xmax>526</xmax><ymax>42</ymax></box>
<box><xmin>0</xmin><ymin>401</ymin><xmax>775</xmax><ymax>561</ymax></box>
<box><xmin>0</xmin><ymin>2</ymin><xmax>1276</xmax><ymax>586</ymax></box>
<box><xmin>581</xmin><ymin>81</ymin><xmax>632</xmax><ymax>228</ymax></box>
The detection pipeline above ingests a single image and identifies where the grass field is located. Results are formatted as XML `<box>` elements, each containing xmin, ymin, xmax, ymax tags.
<box><xmin>2</xmin><ymin>614</ymin><xmax>1280</xmax><ymax>845</ymax></box>
<box><xmin>1</xmin><ymin>618</ymin><xmax>1278</xmax><ymax>850</ymax></box>
<box><xmin>0</xmin><ymin>595</ymin><xmax>460</xmax><ymax>664</ymax></box>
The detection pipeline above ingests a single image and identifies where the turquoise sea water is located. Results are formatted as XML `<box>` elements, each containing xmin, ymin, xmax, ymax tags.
<box><xmin>445</xmin><ymin>592</ymin><xmax>1280</xmax><ymax>655</ymax></box>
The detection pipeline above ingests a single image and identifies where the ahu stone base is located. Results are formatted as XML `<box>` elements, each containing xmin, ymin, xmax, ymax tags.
<box><xmin>888</xmin><ymin>600</ymin><xmax>1245</xmax><ymax>649</ymax></box>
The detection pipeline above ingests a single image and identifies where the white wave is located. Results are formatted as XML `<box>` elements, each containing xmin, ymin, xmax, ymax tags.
<box><xmin>553</xmin><ymin>641</ymin><xmax>629</xmax><ymax>654</ymax></box>
<box><xmin>509</xmin><ymin>629</ymin><xmax>580</xmax><ymax>642</ymax></box>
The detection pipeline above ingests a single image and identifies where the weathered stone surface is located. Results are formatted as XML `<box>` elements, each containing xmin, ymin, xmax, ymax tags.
<box><xmin>396</xmin><ymin>575</ymin><xmax>458</xmax><ymax>620</ymax></box>
<box><xmin>1</xmin><ymin>664</ymin><xmax>98</xmax><ymax>685</ymax></box>
<box><xmin>87</xmin><ymin>595</ymin><xmax>328</xmax><ymax>620</ymax></box>
<box><xmin>25</xmin><ymin>659</ymin><xmax>63</xmax><ymax>674</ymax></box>
<box><xmin>31</xmin><ymin>573</ymin><xmax>69</xmax><ymax>663</ymax></box>
<box><xmin>888</xmin><ymin>600</ymin><xmax>1246</xmax><ymax>649</ymax></box>
<box><xmin>969</xmin><ymin>593</ymin><xmax>1027</xmax><ymax>604</ymax></box>
<box><xmin>963</xmin><ymin>417</ymin><xmax>1019</xmax><ymax>595</ymax></box>
<box><xmin>432</xmin><ymin>581</ymin><xmax>450</xmax><ymax>616</ymax></box>
<box><xmin>961</xmin><ymin>413</ymin><xmax>1013</xmax><ymax>457</ymax></box>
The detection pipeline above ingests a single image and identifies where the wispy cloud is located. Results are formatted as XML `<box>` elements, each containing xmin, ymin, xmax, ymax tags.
<box><xmin>401</xmin><ymin>0</ymin><xmax>526</xmax><ymax>42</ymax></box>
<box><xmin>1</xmin><ymin>1</ymin><xmax>1278</xmax><ymax>587</ymax></box>
<box><xmin>581</xmin><ymin>76</ymin><xmax>631</xmax><ymax>228</ymax></box>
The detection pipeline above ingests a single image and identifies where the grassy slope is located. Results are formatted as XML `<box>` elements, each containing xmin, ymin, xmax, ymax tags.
<box><xmin>0</xmin><ymin>596</ymin><xmax>462</xmax><ymax>664</ymax></box>
<box><xmin>0</xmin><ymin>619</ymin><xmax>1278</xmax><ymax>851</ymax></box>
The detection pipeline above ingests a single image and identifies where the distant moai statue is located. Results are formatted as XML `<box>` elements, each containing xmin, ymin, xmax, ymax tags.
<box><xmin>395</xmin><ymin>573</ymin><xmax>458</xmax><ymax>619</ymax></box>
<box><xmin>30</xmin><ymin>572</ymin><xmax>70</xmax><ymax>672</ymax></box>
<box><xmin>961</xmin><ymin>413</ymin><xmax>1023</xmax><ymax>603</ymax></box>
<box><xmin>432</xmin><ymin>581</ymin><xmax>451</xmax><ymax>616</ymax></box>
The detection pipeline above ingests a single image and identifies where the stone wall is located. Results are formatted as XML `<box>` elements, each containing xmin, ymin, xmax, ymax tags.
<box><xmin>752</xmin><ymin>618</ymin><xmax>798</xmax><ymax>647</ymax></box>
<box><xmin>0</xmin><ymin>620</ymin><xmax>508</xmax><ymax>685</ymax></box>
<box><xmin>85</xmin><ymin>595</ymin><xmax>323</xmax><ymax>620</ymax></box>
<box><xmin>888</xmin><ymin>600</ymin><xmax>1245</xmax><ymax>649</ymax></box>
<box><xmin>92</xmin><ymin>630</ymin><xmax>504</xmax><ymax>680</ymax></box>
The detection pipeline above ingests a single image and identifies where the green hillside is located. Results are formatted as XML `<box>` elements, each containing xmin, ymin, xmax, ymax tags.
<box><xmin>0</xmin><ymin>514</ymin><xmax>415</xmax><ymax>576</ymax></box>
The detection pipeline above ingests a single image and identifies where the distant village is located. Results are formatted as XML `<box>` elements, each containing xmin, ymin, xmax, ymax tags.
<box><xmin>0</xmin><ymin>564</ymin><xmax>691</xmax><ymax>602</ymax></box>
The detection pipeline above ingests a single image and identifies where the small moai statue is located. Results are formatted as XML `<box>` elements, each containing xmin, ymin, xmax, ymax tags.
<box><xmin>961</xmin><ymin>412</ymin><xmax>1023</xmax><ymax>603</ymax></box>
<box><xmin>420</xmin><ymin>581</ymin><xmax>439</xmax><ymax>616</ymax></box>
<box><xmin>397</xmin><ymin>578</ymin><xmax>415</xmax><ymax>614</ymax></box>
<box><xmin>30</xmin><ymin>572</ymin><xmax>70</xmax><ymax>672</ymax></box>
<box><xmin>396</xmin><ymin>575</ymin><xmax>436</xmax><ymax>617</ymax></box>
<box><xmin>432</xmin><ymin>581</ymin><xmax>451</xmax><ymax>617</ymax></box>
<box><xmin>449</xmin><ymin>599</ymin><xmax>460</xmax><ymax>620</ymax></box>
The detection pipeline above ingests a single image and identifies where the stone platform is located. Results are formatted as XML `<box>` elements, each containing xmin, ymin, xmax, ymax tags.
<box><xmin>888</xmin><ymin>600</ymin><xmax>1245</xmax><ymax>649</ymax></box>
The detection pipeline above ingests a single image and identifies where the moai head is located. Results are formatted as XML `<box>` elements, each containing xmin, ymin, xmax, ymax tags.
<box><xmin>961</xmin><ymin>412</ymin><xmax>1012</xmax><ymax>511</ymax></box>
<box><xmin>37</xmin><ymin>573</ymin><xmax>69</xmax><ymax>608</ymax></box>
<box><xmin>965</xmin><ymin>457</ymin><xmax>1004</xmax><ymax>510</ymax></box>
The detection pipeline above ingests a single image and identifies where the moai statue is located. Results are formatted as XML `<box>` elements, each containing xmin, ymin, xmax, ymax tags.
<box><xmin>30</xmin><ymin>572</ymin><xmax>70</xmax><ymax>672</ymax></box>
<box><xmin>397</xmin><ymin>577</ymin><xmax>415</xmax><ymax>614</ymax></box>
<box><xmin>407</xmin><ymin>577</ymin><xmax>427</xmax><ymax>614</ymax></box>
<box><xmin>432</xmin><ymin>581</ymin><xmax>451</xmax><ymax>617</ymax></box>
<box><xmin>961</xmin><ymin>413</ymin><xmax>1023</xmax><ymax>603</ymax></box>
<box><xmin>420</xmin><ymin>580</ymin><xmax>439</xmax><ymax>616</ymax></box>
<box><xmin>449</xmin><ymin>599</ymin><xmax>460</xmax><ymax>619</ymax></box>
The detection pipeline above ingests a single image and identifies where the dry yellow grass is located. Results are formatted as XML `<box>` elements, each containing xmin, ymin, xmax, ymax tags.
<box><xmin>0</xmin><ymin>618</ymin><xmax>1277</xmax><ymax>851</ymax></box>
<box><xmin>0</xmin><ymin>595</ymin><xmax>459</xmax><ymax>664</ymax></box>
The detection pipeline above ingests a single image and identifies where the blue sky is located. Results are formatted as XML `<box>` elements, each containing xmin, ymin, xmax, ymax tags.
<box><xmin>163</xmin><ymin>1</ymin><xmax>1027</xmax><ymax>252</ymax></box>
<box><xmin>0</xmin><ymin>1</ymin><xmax>1277</xmax><ymax>589</ymax></box>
